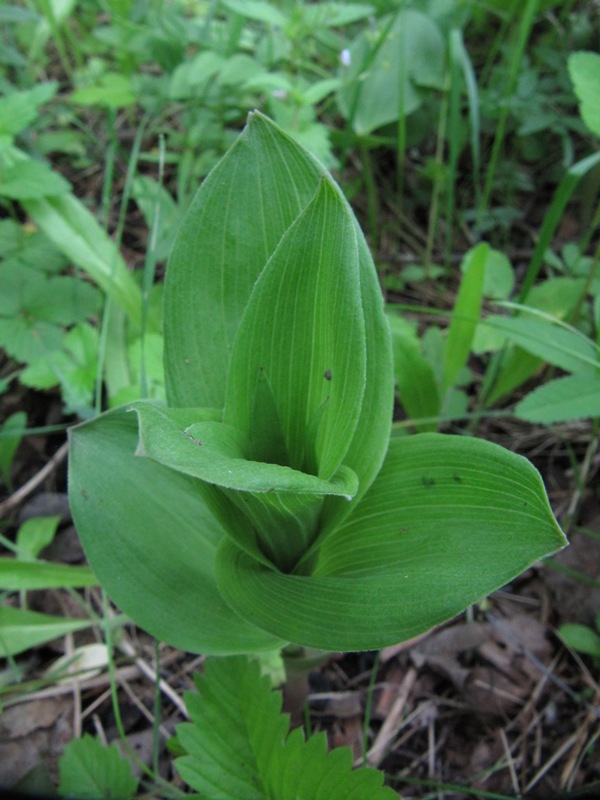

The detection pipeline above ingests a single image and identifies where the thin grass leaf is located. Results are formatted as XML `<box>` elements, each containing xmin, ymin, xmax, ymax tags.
<box><xmin>0</xmin><ymin>607</ymin><xmax>90</xmax><ymax>658</ymax></box>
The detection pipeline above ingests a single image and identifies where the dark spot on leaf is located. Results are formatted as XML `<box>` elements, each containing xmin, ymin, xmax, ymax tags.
<box><xmin>453</xmin><ymin>474</ymin><xmax>462</xmax><ymax>483</ymax></box>
<box><xmin>324</xmin><ymin>370</ymin><xmax>332</xmax><ymax>381</ymax></box>
<box><xmin>183</xmin><ymin>431</ymin><xmax>202</xmax><ymax>446</ymax></box>
<box><xmin>400</xmin><ymin>527</ymin><xmax>409</xmax><ymax>533</ymax></box>
<box><xmin>421</xmin><ymin>476</ymin><xmax>435</xmax><ymax>488</ymax></box>
<box><xmin>81</xmin><ymin>488</ymin><xmax>89</xmax><ymax>500</ymax></box>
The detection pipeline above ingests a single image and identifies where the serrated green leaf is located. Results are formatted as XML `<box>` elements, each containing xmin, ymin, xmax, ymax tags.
<box><xmin>69</xmin><ymin>406</ymin><xmax>282</xmax><ymax>654</ymax></box>
<box><xmin>22</xmin><ymin>192</ymin><xmax>141</xmax><ymax>326</ymax></box>
<box><xmin>515</xmin><ymin>374</ymin><xmax>600</xmax><ymax>423</ymax></box>
<box><xmin>0</xmin><ymin>159</ymin><xmax>71</xmax><ymax>199</ymax></box>
<box><xmin>0</xmin><ymin>82</ymin><xmax>57</xmax><ymax>138</ymax></box>
<box><xmin>58</xmin><ymin>734</ymin><xmax>138</xmax><ymax>800</ymax></box>
<box><xmin>175</xmin><ymin>656</ymin><xmax>396</xmax><ymax>800</ymax></box>
<box><xmin>0</xmin><ymin>607</ymin><xmax>91</xmax><ymax>657</ymax></box>
<box><xmin>216</xmin><ymin>434</ymin><xmax>566</xmax><ymax>651</ymax></box>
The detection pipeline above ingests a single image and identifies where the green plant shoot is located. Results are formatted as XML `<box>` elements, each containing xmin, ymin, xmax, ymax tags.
<box><xmin>68</xmin><ymin>112</ymin><xmax>566</xmax><ymax>654</ymax></box>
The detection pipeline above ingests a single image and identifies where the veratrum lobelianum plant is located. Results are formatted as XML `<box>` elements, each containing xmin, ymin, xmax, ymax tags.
<box><xmin>68</xmin><ymin>112</ymin><xmax>566</xmax><ymax>655</ymax></box>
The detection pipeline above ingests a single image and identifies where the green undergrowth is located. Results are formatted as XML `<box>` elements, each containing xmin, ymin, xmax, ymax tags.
<box><xmin>0</xmin><ymin>0</ymin><xmax>598</xmax><ymax>797</ymax></box>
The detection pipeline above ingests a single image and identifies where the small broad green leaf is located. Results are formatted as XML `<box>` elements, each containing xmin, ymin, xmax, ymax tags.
<box><xmin>568</xmin><ymin>52</ymin><xmax>600</xmax><ymax>137</ymax></box>
<box><xmin>0</xmin><ymin>607</ymin><xmax>90</xmax><ymax>658</ymax></box>
<box><xmin>16</xmin><ymin>515</ymin><xmax>60</xmax><ymax>560</ymax></box>
<box><xmin>558</xmin><ymin>623</ymin><xmax>600</xmax><ymax>658</ymax></box>
<box><xmin>337</xmin><ymin>10</ymin><xmax>446</xmax><ymax>135</ymax></box>
<box><xmin>0</xmin><ymin>559</ymin><xmax>97</xmax><ymax>590</ymax></box>
<box><xmin>515</xmin><ymin>374</ymin><xmax>600</xmax><ymax>423</ymax></box>
<box><xmin>443</xmin><ymin>242</ymin><xmax>488</xmax><ymax>392</ymax></box>
<box><xmin>472</xmin><ymin>247</ymin><xmax>515</xmax><ymax>300</ymax></box>
<box><xmin>221</xmin><ymin>0</ymin><xmax>288</xmax><ymax>26</ymax></box>
<box><xmin>69</xmin><ymin>406</ymin><xmax>282</xmax><ymax>654</ymax></box>
<box><xmin>216</xmin><ymin>434</ymin><xmax>566</xmax><ymax>651</ymax></box>
<box><xmin>175</xmin><ymin>656</ymin><xmax>396</xmax><ymax>800</ymax></box>
<box><xmin>71</xmin><ymin>72</ymin><xmax>135</xmax><ymax>108</ymax></box>
<box><xmin>58</xmin><ymin>734</ymin><xmax>138</xmax><ymax>800</ymax></box>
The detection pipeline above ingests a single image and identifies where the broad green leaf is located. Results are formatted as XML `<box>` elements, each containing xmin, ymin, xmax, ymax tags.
<box><xmin>16</xmin><ymin>515</ymin><xmax>60</xmax><ymax>560</ymax></box>
<box><xmin>224</xmin><ymin>178</ymin><xmax>365</xmax><ymax>482</ymax></box>
<box><xmin>68</xmin><ymin>407</ymin><xmax>282</xmax><ymax>654</ymax></box>
<box><xmin>176</xmin><ymin>656</ymin><xmax>396</xmax><ymax>800</ymax></box>
<box><xmin>480</xmin><ymin>315</ymin><xmax>599</xmax><ymax>375</ymax></box>
<box><xmin>558</xmin><ymin>623</ymin><xmax>600</xmax><ymax>657</ymax></box>
<box><xmin>515</xmin><ymin>374</ymin><xmax>600</xmax><ymax>423</ymax></box>
<box><xmin>337</xmin><ymin>10</ymin><xmax>446</xmax><ymax>135</ymax></box>
<box><xmin>216</xmin><ymin>434</ymin><xmax>566</xmax><ymax>651</ymax></box>
<box><xmin>443</xmin><ymin>242</ymin><xmax>487</xmax><ymax>393</ymax></box>
<box><xmin>58</xmin><ymin>735</ymin><xmax>138</xmax><ymax>800</ymax></box>
<box><xmin>0</xmin><ymin>607</ymin><xmax>90</xmax><ymax>657</ymax></box>
<box><xmin>568</xmin><ymin>52</ymin><xmax>600</xmax><ymax>137</ymax></box>
<box><xmin>164</xmin><ymin>111</ymin><xmax>325</xmax><ymax>409</ymax></box>
<box><xmin>0</xmin><ymin>559</ymin><xmax>96</xmax><ymax>590</ymax></box>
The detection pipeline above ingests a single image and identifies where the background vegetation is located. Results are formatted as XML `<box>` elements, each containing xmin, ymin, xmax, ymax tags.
<box><xmin>0</xmin><ymin>0</ymin><xmax>599</xmax><ymax>797</ymax></box>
